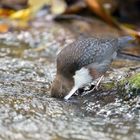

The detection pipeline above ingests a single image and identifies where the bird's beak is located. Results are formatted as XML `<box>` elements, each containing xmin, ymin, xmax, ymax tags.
<box><xmin>64</xmin><ymin>86</ymin><xmax>78</xmax><ymax>100</ymax></box>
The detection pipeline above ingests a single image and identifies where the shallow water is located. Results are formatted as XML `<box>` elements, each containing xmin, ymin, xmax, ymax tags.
<box><xmin>0</xmin><ymin>17</ymin><xmax>140</xmax><ymax>140</ymax></box>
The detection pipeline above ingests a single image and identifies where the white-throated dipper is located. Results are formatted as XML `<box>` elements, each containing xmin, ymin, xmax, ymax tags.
<box><xmin>51</xmin><ymin>36</ymin><xmax>134</xmax><ymax>100</ymax></box>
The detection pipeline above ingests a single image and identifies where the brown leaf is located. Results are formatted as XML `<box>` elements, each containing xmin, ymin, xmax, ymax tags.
<box><xmin>85</xmin><ymin>0</ymin><xmax>140</xmax><ymax>39</ymax></box>
<box><xmin>85</xmin><ymin>0</ymin><xmax>120</xmax><ymax>29</ymax></box>
<box><xmin>0</xmin><ymin>9</ymin><xmax>14</xmax><ymax>17</ymax></box>
<box><xmin>120</xmin><ymin>25</ymin><xmax>140</xmax><ymax>39</ymax></box>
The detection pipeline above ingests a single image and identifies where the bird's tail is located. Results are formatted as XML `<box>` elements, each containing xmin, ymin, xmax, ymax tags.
<box><xmin>118</xmin><ymin>36</ymin><xmax>135</xmax><ymax>48</ymax></box>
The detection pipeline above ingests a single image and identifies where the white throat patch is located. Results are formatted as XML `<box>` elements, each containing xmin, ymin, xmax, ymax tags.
<box><xmin>64</xmin><ymin>67</ymin><xmax>92</xmax><ymax>100</ymax></box>
<box><xmin>73</xmin><ymin>67</ymin><xmax>93</xmax><ymax>88</ymax></box>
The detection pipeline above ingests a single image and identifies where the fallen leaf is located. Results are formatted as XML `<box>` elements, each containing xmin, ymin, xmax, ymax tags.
<box><xmin>120</xmin><ymin>25</ymin><xmax>140</xmax><ymax>39</ymax></box>
<box><xmin>85</xmin><ymin>0</ymin><xmax>140</xmax><ymax>39</ymax></box>
<box><xmin>85</xmin><ymin>0</ymin><xmax>120</xmax><ymax>29</ymax></box>
<box><xmin>0</xmin><ymin>23</ymin><xmax>9</xmax><ymax>33</ymax></box>
<box><xmin>10</xmin><ymin>8</ymin><xmax>31</xmax><ymax>20</ymax></box>
<box><xmin>0</xmin><ymin>9</ymin><xmax>15</xmax><ymax>17</ymax></box>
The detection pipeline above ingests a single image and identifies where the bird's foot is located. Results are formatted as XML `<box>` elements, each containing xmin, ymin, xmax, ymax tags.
<box><xmin>82</xmin><ymin>75</ymin><xmax>104</xmax><ymax>96</ymax></box>
<box><xmin>94</xmin><ymin>75</ymin><xmax>104</xmax><ymax>90</ymax></box>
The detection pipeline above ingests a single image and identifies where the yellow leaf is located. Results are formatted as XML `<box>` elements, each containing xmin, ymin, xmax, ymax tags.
<box><xmin>10</xmin><ymin>8</ymin><xmax>31</xmax><ymax>20</ymax></box>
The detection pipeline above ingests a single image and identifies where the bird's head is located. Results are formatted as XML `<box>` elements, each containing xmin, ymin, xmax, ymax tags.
<box><xmin>51</xmin><ymin>73</ymin><xmax>74</xmax><ymax>98</ymax></box>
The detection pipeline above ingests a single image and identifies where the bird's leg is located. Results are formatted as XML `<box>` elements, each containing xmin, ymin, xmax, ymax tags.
<box><xmin>82</xmin><ymin>75</ymin><xmax>104</xmax><ymax>96</ymax></box>
<box><xmin>94</xmin><ymin>75</ymin><xmax>104</xmax><ymax>90</ymax></box>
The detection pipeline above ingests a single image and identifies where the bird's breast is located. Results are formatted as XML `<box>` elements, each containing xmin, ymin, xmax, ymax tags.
<box><xmin>73</xmin><ymin>67</ymin><xmax>93</xmax><ymax>88</ymax></box>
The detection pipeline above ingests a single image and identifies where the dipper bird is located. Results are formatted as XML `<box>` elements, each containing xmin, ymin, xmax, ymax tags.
<box><xmin>51</xmin><ymin>36</ymin><xmax>134</xmax><ymax>100</ymax></box>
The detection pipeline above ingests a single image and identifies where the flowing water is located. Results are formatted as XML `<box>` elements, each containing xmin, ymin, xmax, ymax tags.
<box><xmin>0</xmin><ymin>18</ymin><xmax>139</xmax><ymax>140</ymax></box>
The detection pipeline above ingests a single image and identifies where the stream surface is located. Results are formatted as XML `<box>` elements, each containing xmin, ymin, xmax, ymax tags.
<box><xmin>0</xmin><ymin>17</ymin><xmax>140</xmax><ymax>140</ymax></box>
